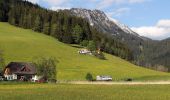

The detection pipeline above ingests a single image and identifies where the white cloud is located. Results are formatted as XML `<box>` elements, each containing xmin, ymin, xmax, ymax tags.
<box><xmin>131</xmin><ymin>19</ymin><xmax>170</xmax><ymax>40</ymax></box>
<box><xmin>157</xmin><ymin>19</ymin><xmax>170</xmax><ymax>28</ymax></box>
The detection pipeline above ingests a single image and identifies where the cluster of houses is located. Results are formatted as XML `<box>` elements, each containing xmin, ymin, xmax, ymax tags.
<box><xmin>78</xmin><ymin>48</ymin><xmax>101</xmax><ymax>55</ymax></box>
<box><xmin>0</xmin><ymin>61</ymin><xmax>113</xmax><ymax>82</ymax></box>
<box><xmin>0</xmin><ymin>62</ymin><xmax>45</xmax><ymax>82</ymax></box>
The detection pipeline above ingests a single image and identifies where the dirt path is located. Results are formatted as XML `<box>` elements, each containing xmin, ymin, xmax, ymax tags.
<box><xmin>69</xmin><ymin>81</ymin><xmax>170</xmax><ymax>85</ymax></box>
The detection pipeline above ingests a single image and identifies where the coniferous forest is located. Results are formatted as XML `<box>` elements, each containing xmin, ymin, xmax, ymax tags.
<box><xmin>0</xmin><ymin>0</ymin><xmax>133</xmax><ymax>61</ymax></box>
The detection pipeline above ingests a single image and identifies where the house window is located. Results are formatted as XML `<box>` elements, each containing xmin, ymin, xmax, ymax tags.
<box><xmin>7</xmin><ymin>76</ymin><xmax>13</xmax><ymax>80</ymax></box>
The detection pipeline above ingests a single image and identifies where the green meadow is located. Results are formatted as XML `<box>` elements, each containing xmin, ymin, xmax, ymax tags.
<box><xmin>0</xmin><ymin>22</ymin><xmax>170</xmax><ymax>81</ymax></box>
<box><xmin>0</xmin><ymin>84</ymin><xmax>170</xmax><ymax>100</ymax></box>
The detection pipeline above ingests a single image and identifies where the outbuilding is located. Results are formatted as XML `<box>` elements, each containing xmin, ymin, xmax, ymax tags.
<box><xmin>96</xmin><ymin>75</ymin><xmax>112</xmax><ymax>81</ymax></box>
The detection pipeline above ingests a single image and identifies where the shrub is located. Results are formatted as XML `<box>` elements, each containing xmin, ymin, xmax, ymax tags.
<box><xmin>92</xmin><ymin>52</ymin><xmax>106</xmax><ymax>60</ymax></box>
<box><xmin>86</xmin><ymin>73</ymin><xmax>93</xmax><ymax>81</ymax></box>
<box><xmin>80</xmin><ymin>40</ymin><xmax>89</xmax><ymax>47</ymax></box>
<box><xmin>87</xmin><ymin>41</ymin><xmax>96</xmax><ymax>51</ymax></box>
<box><xmin>125</xmin><ymin>78</ymin><xmax>133</xmax><ymax>82</ymax></box>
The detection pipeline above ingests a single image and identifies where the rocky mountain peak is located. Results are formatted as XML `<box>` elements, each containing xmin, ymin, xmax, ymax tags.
<box><xmin>70</xmin><ymin>8</ymin><xmax>139</xmax><ymax>37</ymax></box>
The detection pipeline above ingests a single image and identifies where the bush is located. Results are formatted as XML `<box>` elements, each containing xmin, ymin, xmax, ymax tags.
<box><xmin>86</xmin><ymin>73</ymin><xmax>93</xmax><ymax>81</ymax></box>
<box><xmin>92</xmin><ymin>52</ymin><xmax>106</xmax><ymax>60</ymax></box>
<box><xmin>125</xmin><ymin>78</ymin><xmax>133</xmax><ymax>82</ymax></box>
<box><xmin>87</xmin><ymin>41</ymin><xmax>96</xmax><ymax>51</ymax></box>
<box><xmin>80</xmin><ymin>40</ymin><xmax>89</xmax><ymax>47</ymax></box>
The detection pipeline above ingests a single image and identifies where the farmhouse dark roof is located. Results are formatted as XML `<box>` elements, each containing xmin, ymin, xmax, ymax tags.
<box><xmin>5</xmin><ymin>62</ymin><xmax>36</xmax><ymax>75</ymax></box>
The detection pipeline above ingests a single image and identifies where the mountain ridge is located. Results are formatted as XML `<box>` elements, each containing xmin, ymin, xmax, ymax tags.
<box><xmin>67</xmin><ymin>8</ymin><xmax>170</xmax><ymax>70</ymax></box>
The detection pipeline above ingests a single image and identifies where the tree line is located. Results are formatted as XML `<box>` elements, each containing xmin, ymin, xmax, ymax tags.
<box><xmin>0</xmin><ymin>0</ymin><xmax>133</xmax><ymax>61</ymax></box>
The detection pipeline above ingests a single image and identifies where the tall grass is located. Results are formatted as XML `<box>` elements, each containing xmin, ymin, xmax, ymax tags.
<box><xmin>0</xmin><ymin>84</ymin><xmax>170</xmax><ymax>100</ymax></box>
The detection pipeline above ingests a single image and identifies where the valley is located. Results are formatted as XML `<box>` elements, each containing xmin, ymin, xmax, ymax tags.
<box><xmin>0</xmin><ymin>22</ymin><xmax>170</xmax><ymax>81</ymax></box>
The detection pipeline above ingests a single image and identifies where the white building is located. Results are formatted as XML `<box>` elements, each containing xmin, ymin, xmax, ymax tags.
<box><xmin>96</xmin><ymin>75</ymin><xmax>112</xmax><ymax>81</ymax></box>
<box><xmin>4</xmin><ymin>74</ymin><xmax>17</xmax><ymax>81</ymax></box>
<box><xmin>31</xmin><ymin>75</ymin><xmax>43</xmax><ymax>82</ymax></box>
<box><xmin>78</xmin><ymin>49</ymin><xmax>92</xmax><ymax>54</ymax></box>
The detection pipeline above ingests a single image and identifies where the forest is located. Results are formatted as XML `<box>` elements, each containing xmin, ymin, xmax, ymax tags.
<box><xmin>0</xmin><ymin>0</ymin><xmax>133</xmax><ymax>61</ymax></box>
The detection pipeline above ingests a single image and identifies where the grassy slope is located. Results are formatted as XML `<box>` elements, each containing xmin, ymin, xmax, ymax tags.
<box><xmin>0</xmin><ymin>22</ymin><xmax>170</xmax><ymax>81</ymax></box>
<box><xmin>1</xmin><ymin>84</ymin><xmax>170</xmax><ymax>100</ymax></box>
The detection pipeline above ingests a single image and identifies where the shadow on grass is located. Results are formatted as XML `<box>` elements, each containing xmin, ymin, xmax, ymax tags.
<box><xmin>70</xmin><ymin>45</ymin><xmax>84</xmax><ymax>48</ymax></box>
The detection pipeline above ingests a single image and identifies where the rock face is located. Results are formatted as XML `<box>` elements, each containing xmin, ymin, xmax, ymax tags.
<box><xmin>70</xmin><ymin>8</ymin><xmax>139</xmax><ymax>36</ymax></box>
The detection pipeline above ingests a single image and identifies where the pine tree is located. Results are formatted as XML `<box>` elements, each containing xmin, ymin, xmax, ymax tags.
<box><xmin>72</xmin><ymin>24</ymin><xmax>83</xmax><ymax>43</ymax></box>
<box><xmin>43</xmin><ymin>22</ymin><xmax>50</xmax><ymax>35</ymax></box>
<box><xmin>0</xmin><ymin>0</ymin><xmax>9</xmax><ymax>22</ymax></box>
<box><xmin>27</xmin><ymin>13</ymin><xmax>32</xmax><ymax>28</ymax></box>
<box><xmin>33</xmin><ymin>15</ymin><xmax>42</xmax><ymax>32</ymax></box>
<box><xmin>51</xmin><ymin>24</ymin><xmax>59</xmax><ymax>37</ymax></box>
<box><xmin>87</xmin><ymin>41</ymin><xmax>96</xmax><ymax>51</ymax></box>
<box><xmin>23</xmin><ymin>13</ymin><xmax>28</xmax><ymax>28</ymax></box>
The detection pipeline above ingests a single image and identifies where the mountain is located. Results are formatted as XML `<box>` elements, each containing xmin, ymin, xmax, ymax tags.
<box><xmin>70</xmin><ymin>8</ymin><xmax>139</xmax><ymax>37</ymax></box>
<box><xmin>69</xmin><ymin>8</ymin><xmax>170</xmax><ymax>70</ymax></box>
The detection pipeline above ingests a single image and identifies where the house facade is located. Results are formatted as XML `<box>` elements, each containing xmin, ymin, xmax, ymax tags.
<box><xmin>4</xmin><ymin>62</ymin><xmax>36</xmax><ymax>81</ymax></box>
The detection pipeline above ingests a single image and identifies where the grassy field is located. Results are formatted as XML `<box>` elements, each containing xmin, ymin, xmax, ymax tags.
<box><xmin>0</xmin><ymin>22</ymin><xmax>170</xmax><ymax>81</ymax></box>
<box><xmin>0</xmin><ymin>84</ymin><xmax>170</xmax><ymax>100</ymax></box>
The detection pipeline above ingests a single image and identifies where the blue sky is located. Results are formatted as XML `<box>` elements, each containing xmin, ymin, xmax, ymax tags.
<box><xmin>28</xmin><ymin>0</ymin><xmax>170</xmax><ymax>40</ymax></box>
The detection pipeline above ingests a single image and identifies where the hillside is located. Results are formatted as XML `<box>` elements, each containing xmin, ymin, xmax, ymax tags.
<box><xmin>0</xmin><ymin>22</ymin><xmax>170</xmax><ymax>81</ymax></box>
<box><xmin>69</xmin><ymin>8</ymin><xmax>170</xmax><ymax>69</ymax></box>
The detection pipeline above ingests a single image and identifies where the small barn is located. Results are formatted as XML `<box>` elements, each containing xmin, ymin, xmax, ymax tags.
<box><xmin>4</xmin><ymin>62</ymin><xmax>36</xmax><ymax>81</ymax></box>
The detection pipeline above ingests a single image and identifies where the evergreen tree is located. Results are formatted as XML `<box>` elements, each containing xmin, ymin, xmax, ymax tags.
<box><xmin>23</xmin><ymin>13</ymin><xmax>28</xmax><ymax>28</ymax></box>
<box><xmin>27</xmin><ymin>13</ymin><xmax>32</xmax><ymax>28</ymax></box>
<box><xmin>33</xmin><ymin>15</ymin><xmax>42</xmax><ymax>32</ymax></box>
<box><xmin>51</xmin><ymin>24</ymin><xmax>58</xmax><ymax>37</ymax></box>
<box><xmin>0</xmin><ymin>0</ymin><xmax>9</xmax><ymax>22</ymax></box>
<box><xmin>87</xmin><ymin>41</ymin><xmax>96</xmax><ymax>51</ymax></box>
<box><xmin>1</xmin><ymin>0</ymin><xmax>133</xmax><ymax>62</ymax></box>
<box><xmin>43</xmin><ymin>22</ymin><xmax>50</xmax><ymax>35</ymax></box>
<box><xmin>72</xmin><ymin>24</ymin><xmax>83</xmax><ymax>43</ymax></box>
